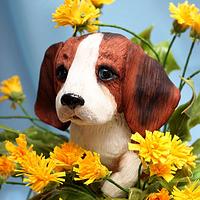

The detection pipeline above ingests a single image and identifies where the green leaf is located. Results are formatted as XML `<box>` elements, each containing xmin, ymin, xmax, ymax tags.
<box><xmin>192</xmin><ymin>139</ymin><xmax>200</xmax><ymax>157</ymax></box>
<box><xmin>0</xmin><ymin>128</ymin><xmax>19</xmax><ymax>155</ymax></box>
<box><xmin>24</xmin><ymin>126</ymin><xmax>68</xmax><ymax>157</ymax></box>
<box><xmin>153</xmin><ymin>41</ymin><xmax>180</xmax><ymax>74</ymax></box>
<box><xmin>131</xmin><ymin>26</ymin><xmax>154</xmax><ymax>46</ymax></box>
<box><xmin>191</xmin><ymin>139</ymin><xmax>200</xmax><ymax>168</ymax></box>
<box><xmin>131</xmin><ymin>27</ymin><xmax>180</xmax><ymax>74</ymax></box>
<box><xmin>128</xmin><ymin>188</ymin><xmax>144</xmax><ymax>200</ymax></box>
<box><xmin>168</xmin><ymin>78</ymin><xmax>197</xmax><ymax>141</ymax></box>
<box><xmin>30</xmin><ymin>185</ymin><xmax>96</xmax><ymax>200</ymax></box>
<box><xmin>190</xmin><ymin>165</ymin><xmax>200</xmax><ymax>181</ymax></box>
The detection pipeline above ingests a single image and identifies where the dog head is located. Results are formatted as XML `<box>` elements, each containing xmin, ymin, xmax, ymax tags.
<box><xmin>35</xmin><ymin>33</ymin><xmax>180</xmax><ymax>135</ymax></box>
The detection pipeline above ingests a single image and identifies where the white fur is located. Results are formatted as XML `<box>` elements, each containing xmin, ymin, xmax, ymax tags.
<box><xmin>55</xmin><ymin>33</ymin><xmax>140</xmax><ymax>197</ymax></box>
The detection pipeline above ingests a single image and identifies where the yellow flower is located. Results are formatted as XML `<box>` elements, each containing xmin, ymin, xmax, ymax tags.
<box><xmin>18</xmin><ymin>151</ymin><xmax>65</xmax><ymax>193</ymax></box>
<box><xmin>129</xmin><ymin>131</ymin><xmax>196</xmax><ymax>182</ymax></box>
<box><xmin>169</xmin><ymin>135</ymin><xmax>196</xmax><ymax>170</ymax></box>
<box><xmin>0</xmin><ymin>75</ymin><xmax>25</xmax><ymax>108</ymax></box>
<box><xmin>191</xmin><ymin>13</ymin><xmax>200</xmax><ymax>38</ymax></box>
<box><xmin>149</xmin><ymin>162</ymin><xmax>177</xmax><ymax>182</ymax></box>
<box><xmin>73</xmin><ymin>151</ymin><xmax>109</xmax><ymax>185</ymax></box>
<box><xmin>148</xmin><ymin>188</ymin><xmax>170</xmax><ymax>200</ymax></box>
<box><xmin>50</xmin><ymin>142</ymin><xmax>84</xmax><ymax>171</ymax></box>
<box><xmin>5</xmin><ymin>134</ymin><xmax>33</xmax><ymax>163</ymax></box>
<box><xmin>91</xmin><ymin>0</ymin><xmax>114</xmax><ymax>7</ymax></box>
<box><xmin>172</xmin><ymin>181</ymin><xmax>200</xmax><ymax>200</ymax></box>
<box><xmin>169</xmin><ymin>1</ymin><xmax>199</xmax><ymax>33</ymax></box>
<box><xmin>129</xmin><ymin>131</ymin><xmax>171</xmax><ymax>164</ymax></box>
<box><xmin>52</xmin><ymin>0</ymin><xmax>100</xmax><ymax>33</ymax></box>
<box><xmin>0</xmin><ymin>156</ymin><xmax>15</xmax><ymax>178</ymax></box>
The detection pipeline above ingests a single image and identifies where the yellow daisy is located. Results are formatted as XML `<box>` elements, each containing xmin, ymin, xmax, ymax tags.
<box><xmin>5</xmin><ymin>134</ymin><xmax>33</xmax><ymax>163</ymax></box>
<box><xmin>149</xmin><ymin>162</ymin><xmax>177</xmax><ymax>182</ymax></box>
<box><xmin>50</xmin><ymin>142</ymin><xmax>84</xmax><ymax>171</ymax></box>
<box><xmin>52</xmin><ymin>0</ymin><xmax>100</xmax><ymax>33</ymax></box>
<box><xmin>129</xmin><ymin>131</ymin><xmax>171</xmax><ymax>164</ymax></box>
<box><xmin>169</xmin><ymin>1</ymin><xmax>199</xmax><ymax>33</ymax></box>
<box><xmin>0</xmin><ymin>156</ymin><xmax>15</xmax><ymax>178</ymax></box>
<box><xmin>0</xmin><ymin>75</ymin><xmax>25</xmax><ymax>108</ymax></box>
<box><xmin>172</xmin><ymin>181</ymin><xmax>200</xmax><ymax>200</ymax></box>
<box><xmin>169</xmin><ymin>135</ymin><xmax>196</xmax><ymax>170</ymax></box>
<box><xmin>91</xmin><ymin>0</ymin><xmax>114</xmax><ymax>7</ymax></box>
<box><xmin>147</xmin><ymin>188</ymin><xmax>170</xmax><ymax>200</ymax></box>
<box><xmin>19</xmin><ymin>151</ymin><xmax>65</xmax><ymax>193</ymax></box>
<box><xmin>73</xmin><ymin>151</ymin><xmax>109</xmax><ymax>185</ymax></box>
<box><xmin>169</xmin><ymin>1</ymin><xmax>199</xmax><ymax>26</ymax></box>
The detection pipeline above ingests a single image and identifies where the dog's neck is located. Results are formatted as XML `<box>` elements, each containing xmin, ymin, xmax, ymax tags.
<box><xmin>70</xmin><ymin>114</ymin><xmax>132</xmax><ymax>170</ymax></box>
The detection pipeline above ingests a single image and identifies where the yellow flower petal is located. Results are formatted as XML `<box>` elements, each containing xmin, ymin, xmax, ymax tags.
<box><xmin>19</xmin><ymin>151</ymin><xmax>65</xmax><ymax>193</ymax></box>
<box><xmin>0</xmin><ymin>156</ymin><xmax>15</xmax><ymax>178</ymax></box>
<box><xmin>129</xmin><ymin>131</ymin><xmax>171</xmax><ymax>164</ymax></box>
<box><xmin>172</xmin><ymin>181</ymin><xmax>200</xmax><ymax>200</ymax></box>
<box><xmin>52</xmin><ymin>0</ymin><xmax>100</xmax><ymax>33</ymax></box>
<box><xmin>150</xmin><ymin>162</ymin><xmax>176</xmax><ymax>182</ymax></box>
<box><xmin>148</xmin><ymin>188</ymin><xmax>170</xmax><ymax>200</ymax></box>
<box><xmin>50</xmin><ymin>142</ymin><xmax>84</xmax><ymax>171</ymax></box>
<box><xmin>0</xmin><ymin>95</ymin><xmax>8</xmax><ymax>102</ymax></box>
<box><xmin>129</xmin><ymin>130</ymin><xmax>196</xmax><ymax>182</ymax></box>
<box><xmin>0</xmin><ymin>75</ymin><xmax>23</xmax><ymax>96</ymax></box>
<box><xmin>5</xmin><ymin>134</ymin><xmax>33</xmax><ymax>163</ymax></box>
<box><xmin>191</xmin><ymin>13</ymin><xmax>200</xmax><ymax>37</ymax></box>
<box><xmin>169</xmin><ymin>1</ymin><xmax>199</xmax><ymax>27</ymax></box>
<box><xmin>73</xmin><ymin>151</ymin><xmax>109</xmax><ymax>185</ymax></box>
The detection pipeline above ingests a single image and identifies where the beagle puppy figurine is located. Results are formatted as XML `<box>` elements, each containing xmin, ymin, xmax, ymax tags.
<box><xmin>35</xmin><ymin>33</ymin><xmax>180</xmax><ymax>197</ymax></box>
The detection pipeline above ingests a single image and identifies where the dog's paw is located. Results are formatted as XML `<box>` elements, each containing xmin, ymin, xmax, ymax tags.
<box><xmin>101</xmin><ymin>173</ymin><xmax>126</xmax><ymax>198</ymax></box>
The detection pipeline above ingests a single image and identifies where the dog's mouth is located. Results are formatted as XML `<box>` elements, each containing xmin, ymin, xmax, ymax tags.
<box><xmin>72</xmin><ymin>115</ymin><xmax>82</xmax><ymax>120</ymax></box>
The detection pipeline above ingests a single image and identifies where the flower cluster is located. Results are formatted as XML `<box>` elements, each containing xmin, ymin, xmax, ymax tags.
<box><xmin>5</xmin><ymin>134</ymin><xmax>66</xmax><ymax>193</ymax></box>
<box><xmin>169</xmin><ymin>1</ymin><xmax>200</xmax><ymax>38</ymax></box>
<box><xmin>3</xmin><ymin>134</ymin><xmax>109</xmax><ymax>193</ymax></box>
<box><xmin>52</xmin><ymin>0</ymin><xmax>114</xmax><ymax>34</ymax></box>
<box><xmin>129</xmin><ymin>131</ymin><xmax>196</xmax><ymax>182</ymax></box>
<box><xmin>0</xmin><ymin>75</ymin><xmax>25</xmax><ymax>109</ymax></box>
<box><xmin>51</xmin><ymin>142</ymin><xmax>109</xmax><ymax>184</ymax></box>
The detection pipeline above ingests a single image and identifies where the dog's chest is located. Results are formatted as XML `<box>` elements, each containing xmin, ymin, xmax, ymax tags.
<box><xmin>70</xmin><ymin>119</ymin><xmax>131</xmax><ymax>170</ymax></box>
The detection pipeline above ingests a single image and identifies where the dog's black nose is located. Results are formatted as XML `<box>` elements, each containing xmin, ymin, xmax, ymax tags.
<box><xmin>61</xmin><ymin>93</ymin><xmax>85</xmax><ymax>109</ymax></box>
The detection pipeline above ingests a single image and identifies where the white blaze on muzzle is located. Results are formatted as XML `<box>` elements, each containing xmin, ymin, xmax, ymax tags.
<box><xmin>56</xmin><ymin>33</ymin><xmax>117</xmax><ymax>125</ymax></box>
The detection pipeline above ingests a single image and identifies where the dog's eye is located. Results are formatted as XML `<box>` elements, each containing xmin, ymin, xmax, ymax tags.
<box><xmin>56</xmin><ymin>65</ymin><xmax>68</xmax><ymax>82</ymax></box>
<box><xmin>98</xmin><ymin>66</ymin><xmax>118</xmax><ymax>81</ymax></box>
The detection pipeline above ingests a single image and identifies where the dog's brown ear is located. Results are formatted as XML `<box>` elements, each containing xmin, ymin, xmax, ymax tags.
<box><xmin>35</xmin><ymin>42</ymin><xmax>70</xmax><ymax>130</ymax></box>
<box><xmin>122</xmin><ymin>44</ymin><xmax>180</xmax><ymax>136</ymax></box>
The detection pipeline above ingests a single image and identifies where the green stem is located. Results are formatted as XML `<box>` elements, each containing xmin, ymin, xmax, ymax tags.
<box><xmin>179</xmin><ymin>38</ymin><xmax>196</xmax><ymax>91</ymax></box>
<box><xmin>142</xmin><ymin>179</ymin><xmax>149</xmax><ymax>190</ymax></box>
<box><xmin>163</xmin><ymin>34</ymin><xmax>177</xmax><ymax>68</ymax></box>
<box><xmin>96</xmin><ymin>23</ymin><xmax>160</xmax><ymax>62</ymax></box>
<box><xmin>5</xmin><ymin>181</ymin><xmax>26</xmax><ymax>186</ymax></box>
<box><xmin>17</xmin><ymin>103</ymin><xmax>49</xmax><ymax>132</ymax></box>
<box><xmin>26</xmin><ymin>189</ymin><xmax>32</xmax><ymax>200</ymax></box>
<box><xmin>0</xmin><ymin>124</ymin><xmax>21</xmax><ymax>134</ymax></box>
<box><xmin>163</xmin><ymin>123</ymin><xmax>168</xmax><ymax>133</ymax></box>
<box><xmin>106</xmin><ymin>178</ymin><xmax>129</xmax><ymax>194</ymax></box>
<box><xmin>0</xmin><ymin>116</ymin><xmax>40</xmax><ymax>121</ymax></box>
<box><xmin>137</xmin><ymin>163</ymin><xmax>142</xmax><ymax>189</ymax></box>
<box><xmin>180</xmin><ymin>69</ymin><xmax>200</xmax><ymax>89</ymax></box>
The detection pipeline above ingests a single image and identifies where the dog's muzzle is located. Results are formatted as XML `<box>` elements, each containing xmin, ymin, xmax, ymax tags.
<box><xmin>61</xmin><ymin>93</ymin><xmax>85</xmax><ymax>109</ymax></box>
